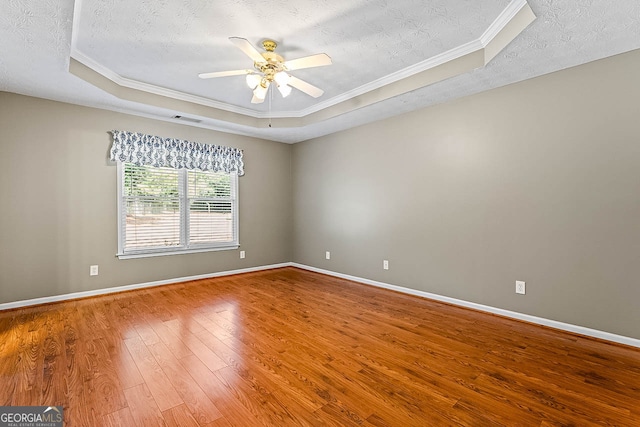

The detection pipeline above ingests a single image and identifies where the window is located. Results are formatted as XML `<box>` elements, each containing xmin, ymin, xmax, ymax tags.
<box><xmin>116</xmin><ymin>162</ymin><xmax>238</xmax><ymax>258</ymax></box>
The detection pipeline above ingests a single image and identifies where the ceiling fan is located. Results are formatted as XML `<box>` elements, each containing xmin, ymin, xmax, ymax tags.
<box><xmin>199</xmin><ymin>37</ymin><xmax>332</xmax><ymax>104</ymax></box>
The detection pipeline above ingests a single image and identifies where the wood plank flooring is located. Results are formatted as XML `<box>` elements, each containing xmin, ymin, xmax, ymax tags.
<box><xmin>1</xmin><ymin>267</ymin><xmax>639</xmax><ymax>426</ymax></box>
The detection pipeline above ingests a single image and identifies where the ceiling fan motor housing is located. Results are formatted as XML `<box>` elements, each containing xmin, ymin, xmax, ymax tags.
<box><xmin>255</xmin><ymin>50</ymin><xmax>286</xmax><ymax>84</ymax></box>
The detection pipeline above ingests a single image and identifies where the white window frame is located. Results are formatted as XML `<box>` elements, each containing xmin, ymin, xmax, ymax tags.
<box><xmin>116</xmin><ymin>162</ymin><xmax>239</xmax><ymax>259</ymax></box>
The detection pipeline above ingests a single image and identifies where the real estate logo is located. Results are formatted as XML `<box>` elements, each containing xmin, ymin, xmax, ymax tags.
<box><xmin>0</xmin><ymin>406</ymin><xmax>63</xmax><ymax>427</ymax></box>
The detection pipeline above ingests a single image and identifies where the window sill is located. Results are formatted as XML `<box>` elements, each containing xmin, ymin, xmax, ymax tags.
<box><xmin>117</xmin><ymin>245</ymin><xmax>239</xmax><ymax>260</ymax></box>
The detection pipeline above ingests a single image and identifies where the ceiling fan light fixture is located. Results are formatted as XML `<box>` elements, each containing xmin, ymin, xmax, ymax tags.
<box><xmin>246</xmin><ymin>73</ymin><xmax>261</xmax><ymax>89</ymax></box>
<box><xmin>253</xmin><ymin>81</ymin><xmax>269</xmax><ymax>100</ymax></box>
<box><xmin>277</xmin><ymin>83</ymin><xmax>292</xmax><ymax>98</ymax></box>
<box><xmin>274</xmin><ymin>71</ymin><xmax>290</xmax><ymax>86</ymax></box>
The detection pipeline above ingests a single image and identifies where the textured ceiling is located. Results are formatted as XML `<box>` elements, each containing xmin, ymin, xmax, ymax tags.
<box><xmin>1</xmin><ymin>0</ymin><xmax>639</xmax><ymax>143</ymax></box>
<box><xmin>73</xmin><ymin>0</ymin><xmax>509</xmax><ymax>112</ymax></box>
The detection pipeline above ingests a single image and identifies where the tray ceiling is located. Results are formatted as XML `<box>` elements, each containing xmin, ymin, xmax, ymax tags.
<box><xmin>1</xmin><ymin>0</ymin><xmax>639</xmax><ymax>143</ymax></box>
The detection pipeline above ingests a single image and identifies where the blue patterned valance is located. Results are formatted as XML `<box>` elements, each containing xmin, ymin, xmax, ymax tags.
<box><xmin>109</xmin><ymin>130</ymin><xmax>244</xmax><ymax>175</ymax></box>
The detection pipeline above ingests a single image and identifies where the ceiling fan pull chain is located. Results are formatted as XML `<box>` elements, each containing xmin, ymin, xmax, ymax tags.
<box><xmin>268</xmin><ymin>84</ymin><xmax>273</xmax><ymax>128</ymax></box>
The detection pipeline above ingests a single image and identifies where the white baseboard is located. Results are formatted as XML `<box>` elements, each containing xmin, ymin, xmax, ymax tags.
<box><xmin>4</xmin><ymin>261</ymin><xmax>638</xmax><ymax>349</ymax></box>
<box><xmin>0</xmin><ymin>263</ymin><xmax>291</xmax><ymax>311</ymax></box>
<box><xmin>291</xmin><ymin>263</ymin><xmax>640</xmax><ymax>349</ymax></box>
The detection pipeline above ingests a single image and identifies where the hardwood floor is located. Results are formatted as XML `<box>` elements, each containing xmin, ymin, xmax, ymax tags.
<box><xmin>1</xmin><ymin>267</ymin><xmax>639</xmax><ymax>426</ymax></box>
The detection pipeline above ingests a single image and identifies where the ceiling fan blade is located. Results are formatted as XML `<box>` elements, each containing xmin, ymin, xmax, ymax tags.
<box><xmin>284</xmin><ymin>53</ymin><xmax>332</xmax><ymax>71</ymax></box>
<box><xmin>288</xmin><ymin>75</ymin><xmax>324</xmax><ymax>98</ymax></box>
<box><xmin>198</xmin><ymin>69</ymin><xmax>251</xmax><ymax>79</ymax></box>
<box><xmin>229</xmin><ymin>37</ymin><xmax>266</xmax><ymax>63</ymax></box>
<box><xmin>251</xmin><ymin>94</ymin><xmax>265</xmax><ymax>104</ymax></box>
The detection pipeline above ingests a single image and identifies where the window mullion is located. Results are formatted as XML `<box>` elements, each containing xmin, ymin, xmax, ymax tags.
<box><xmin>180</xmin><ymin>168</ymin><xmax>189</xmax><ymax>248</ymax></box>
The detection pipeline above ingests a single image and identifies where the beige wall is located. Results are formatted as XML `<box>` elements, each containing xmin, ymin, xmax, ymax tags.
<box><xmin>2</xmin><ymin>49</ymin><xmax>640</xmax><ymax>341</ymax></box>
<box><xmin>0</xmin><ymin>92</ymin><xmax>292</xmax><ymax>303</ymax></box>
<box><xmin>292</xmin><ymin>49</ymin><xmax>640</xmax><ymax>339</ymax></box>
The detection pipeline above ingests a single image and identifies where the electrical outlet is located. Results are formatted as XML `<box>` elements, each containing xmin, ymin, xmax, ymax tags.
<box><xmin>90</xmin><ymin>265</ymin><xmax>99</xmax><ymax>276</ymax></box>
<box><xmin>240</xmin><ymin>250</ymin><xmax>245</xmax><ymax>259</ymax></box>
<box><xmin>383</xmin><ymin>260</ymin><xmax>389</xmax><ymax>270</ymax></box>
<box><xmin>516</xmin><ymin>280</ymin><xmax>526</xmax><ymax>295</ymax></box>
<box><xmin>325</xmin><ymin>251</ymin><xmax>331</xmax><ymax>260</ymax></box>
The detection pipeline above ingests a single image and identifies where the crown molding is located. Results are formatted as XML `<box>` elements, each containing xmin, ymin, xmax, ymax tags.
<box><xmin>70</xmin><ymin>0</ymin><xmax>534</xmax><ymax>123</ymax></box>
<box><xmin>70</xmin><ymin>49</ymin><xmax>262</xmax><ymax>118</ymax></box>
<box><xmin>296</xmin><ymin>39</ymin><xmax>483</xmax><ymax>117</ymax></box>
<box><xmin>480</xmin><ymin>0</ymin><xmax>529</xmax><ymax>46</ymax></box>
<box><xmin>299</xmin><ymin>0</ymin><xmax>531</xmax><ymax>117</ymax></box>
